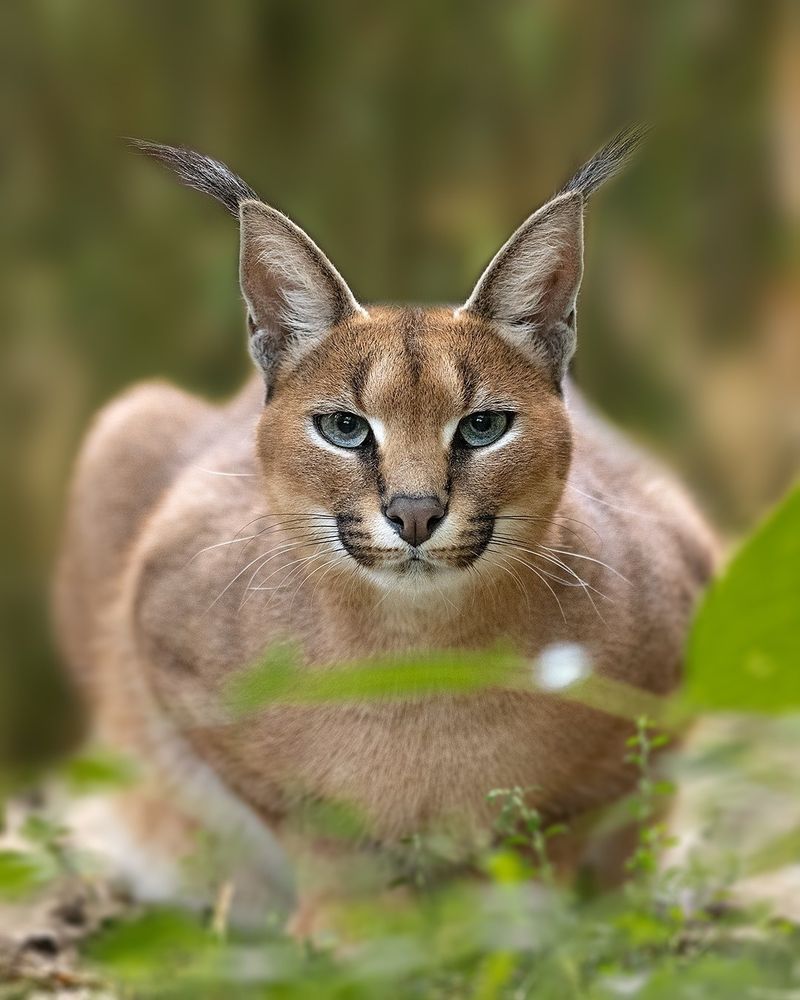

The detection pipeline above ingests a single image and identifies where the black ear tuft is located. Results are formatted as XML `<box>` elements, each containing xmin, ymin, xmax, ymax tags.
<box><xmin>129</xmin><ymin>139</ymin><xmax>260</xmax><ymax>216</ymax></box>
<box><xmin>558</xmin><ymin>124</ymin><xmax>650</xmax><ymax>201</ymax></box>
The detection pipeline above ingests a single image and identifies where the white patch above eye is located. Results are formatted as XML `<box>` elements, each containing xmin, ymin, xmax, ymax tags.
<box><xmin>370</xmin><ymin>416</ymin><xmax>387</xmax><ymax>447</ymax></box>
<box><xmin>442</xmin><ymin>416</ymin><xmax>461</xmax><ymax>448</ymax></box>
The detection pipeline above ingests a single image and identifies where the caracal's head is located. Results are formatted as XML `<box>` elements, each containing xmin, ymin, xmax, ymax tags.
<box><xmin>135</xmin><ymin>130</ymin><xmax>645</xmax><ymax>590</ymax></box>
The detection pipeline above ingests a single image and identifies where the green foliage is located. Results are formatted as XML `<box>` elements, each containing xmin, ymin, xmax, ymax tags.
<box><xmin>623</xmin><ymin>718</ymin><xmax>674</xmax><ymax>879</ymax></box>
<box><xmin>487</xmin><ymin>787</ymin><xmax>567</xmax><ymax>884</ymax></box>
<box><xmin>226</xmin><ymin>643</ymin><xmax>527</xmax><ymax>713</ymax></box>
<box><xmin>85</xmin><ymin>909</ymin><xmax>223</xmax><ymax>991</ymax></box>
<box><xmin>61</xmin><ymin>748</ymin><xmax>139</xmax><ymax>794</ymax></box>
<box><xmin>687</xmin><ymin>484</ymin><xmax>800</xmax><ymax>712</ymax></box>
<box><xmin>78</xmin><ymin>855</ymin><xmax>800</xmax><ymax>999</ymax></box>
<box><xmin>0</xmin><ymin>849</ymin><xmax>57</xmax><ymax>900</ymax></box>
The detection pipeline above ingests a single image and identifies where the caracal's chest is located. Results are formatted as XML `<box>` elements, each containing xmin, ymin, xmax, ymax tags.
<box><xmin>123</xmin><ymin>467</ymin><xmax>639</xmax><ymax>836</ymax></box>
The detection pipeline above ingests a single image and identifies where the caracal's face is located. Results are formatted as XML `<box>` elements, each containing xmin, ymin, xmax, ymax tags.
<box><xmin>256</xmin><ymin>306</ymin><xmax>572</xmax><ymax>589</ymax></box>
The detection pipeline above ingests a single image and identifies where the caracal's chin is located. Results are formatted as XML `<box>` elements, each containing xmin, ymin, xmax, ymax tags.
<box><xmin>356</xmin><ymin>554</ymin><xmax>477</xmax><ymax>595</ymax></box>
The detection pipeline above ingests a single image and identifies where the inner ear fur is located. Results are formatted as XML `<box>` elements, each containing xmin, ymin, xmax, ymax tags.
<box><xmin>458</xmin><ymin>192</ymin><xmax>584</xmax><ymax>385</ymax></box>
<box><xmin>239</xmin><ymin>200</ymin><xmax>365</xmax><ymax>384</ymax></box>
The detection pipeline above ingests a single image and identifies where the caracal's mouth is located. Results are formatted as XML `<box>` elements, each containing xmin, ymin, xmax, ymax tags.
<box><xmin>333</xmin><ymin>512</ymin><xmax>495</xmax><ymax>577</ymax></box>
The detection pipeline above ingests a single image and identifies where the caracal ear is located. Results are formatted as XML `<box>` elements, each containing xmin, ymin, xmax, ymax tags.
<box><xmin>130</xmin><ymin>141</ymin><xmax>367</xmax><ymax>388</ymax></box>
<box><xmin>457</xmin><ymin>192</ymin><xmax>584</xmax><ymax>385</ymax></box>
<box><xmin>239</xmin><ymin>200</ymin><xmax>366</xmax><ymax>386</ymax></box>
<box><xmin>457</xmin><ymin>125</ymin><xmax>649</xmax><ymax>386</ymax></box>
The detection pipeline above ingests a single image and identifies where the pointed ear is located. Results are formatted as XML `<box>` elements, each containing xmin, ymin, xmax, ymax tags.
<box><xmin>239</xmin><ymin>200</ymin><xmax>366</xmax><ymax>384</ymax></box>
<box><xmin>457</xmin><ymin>192</ymin><xmax>584</xmax><ymax>385</ymax></box>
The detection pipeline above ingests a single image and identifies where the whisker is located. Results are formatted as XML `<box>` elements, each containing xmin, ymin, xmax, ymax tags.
<box><xmin>463</xmin><ymin>561</ymin><xmax>482</xmax><ymax>612</ymax></box>
<box><xmin>193</xmin><ymin>466</ymin><xmax>257</xmax><ymax>477</ymax></box>
<box><xmin>373</xmin><ymin>571</ymin><xmax>405</xmax><ymax>610</ymax></box>
<box><xmin>531</xmin><ymin>549</ymin><xmax>608</xmax><ymax>623</ymax></box>
<box><xmin>239</xmin><ymin>543</ymin><xmax>320</xmax><ymax>608</ymax></box>
<box><xmin>493</xmin><ymin>514</ymin><xmax>600</xmax><ymax>549</ymax></box>
<box><xmin>492</xmin><ymin>543</ymin><xmax>590</xmax><ymax>589</ymax></box>
<box><xmin>492</xmin><ymin>537</ymin><xmax>609</xmax><ymax>598</ymax></box>
<box><xmin>242</xmin><ymin>547</ymin><xmax>336</xmax><ymax>612</ymax></box>
<box><xmin>486</xmin><ymin>546</ymin><xmax>566</xmax><ymax>623</ymax></box>
<box><xmin>206</xmin><ymin>533</ymin><xmax>339</xmax><ymax>612</ymax></box>
<box><xmin>294</xmin><ymin>552</ymin><xmax>350</xmax><ymax>612</ymax></box>
<box><xmin>480</xmin><ymin>552</ymin><xmax>530</xmax><ymax>613</ymax></box>
<box><xmin>541</xmin><ymin>545</ymin><xmax>631</xmax><ymax>585</ymax></box>
<box><xmin>188</xmin><ymin>531</ymin><xmax>266</xmax><ymax>564</ymax></box>
<box><xmin>566</xmin><ymin>483</ymin><xmax>660</xmax><ymax>521</ymax></box>
<box><xmin>247</xmin><ymin>538</ymin><xmax>341</xmax><ymax>594</ymax></box>
<box><xmin>432</xmin><ymin>580</ymin><xmax>459</xmax><ymax>614</ymax></box>
<box><xmin>218</xmin><ymin>511</ymin><xmax>338</xmax><ymax>555</ymax></box>
<box><xmin>255</xmin><ymin>512</ymin><xmax>339</xmax><ymax>520</ymax></box>
<box><xmin>205</xmin><ymin>547</ymin><xmax>282</xmax><ymax>613</ymax></box>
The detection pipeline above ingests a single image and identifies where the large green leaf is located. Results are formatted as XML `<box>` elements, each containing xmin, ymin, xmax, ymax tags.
<box><xmin>686</xmin><ymin>484</ymin><xmax>800</xmax><ymax>712</ymax></box>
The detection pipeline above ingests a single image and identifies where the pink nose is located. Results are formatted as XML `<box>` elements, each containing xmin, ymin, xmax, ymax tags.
<box><xmin>384</xmin><ymin>495</ymin><xmax>446</xmax><ymax>546</ymax></box>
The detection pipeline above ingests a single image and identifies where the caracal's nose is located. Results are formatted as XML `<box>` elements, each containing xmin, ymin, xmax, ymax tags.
<box><xmin>384</xmin><ymin>495</ymin><xmax>446</xmax><ymax>546</ymax></box>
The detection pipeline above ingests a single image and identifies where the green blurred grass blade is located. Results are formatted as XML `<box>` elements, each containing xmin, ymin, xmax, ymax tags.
<box><xmin>686</xmin><ymin>484</ymin><xmax>800</xmax><ymax>712</ymax></box>
<box><xmin>61</xmin><ymin>748</ymin><xmax>138</xmax><ymax>793</ymax></box>
<box><xmin>226</xmin><ymin>644</ymin><xmax>527</xmax><ymax>713</ymax></box>
<box><xmin>0</xmin><ymin>848</ymin><xmax>58</xmax><ymax>899</ymax></box>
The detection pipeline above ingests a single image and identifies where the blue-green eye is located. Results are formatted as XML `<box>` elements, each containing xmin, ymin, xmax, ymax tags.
<box><xmin>456</xmin><ymin>411</ymin><xmax>511</xmax><ymax>448</ymax></box>
<box><xmin>316</xmin><ymin>411</ymin><xmax>371</xmax><ymax>449</ymax></box>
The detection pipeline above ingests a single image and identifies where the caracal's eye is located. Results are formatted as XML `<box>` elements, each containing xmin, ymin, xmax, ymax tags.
<box><xmin>315</xmin><ymin>411</ymin><xmax>371</xmax><ymax>449</ymax></box>
<box><xmin>456</xmin><ymin>411</ymin><xmax>512</xmax><ymax>448</ymax></box>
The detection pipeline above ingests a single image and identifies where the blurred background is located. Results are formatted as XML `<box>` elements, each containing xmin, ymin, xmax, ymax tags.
<box><xmin>1</xmin><ymin>0</ymin><xmax>798</xmax><ymax>768</ymax></box>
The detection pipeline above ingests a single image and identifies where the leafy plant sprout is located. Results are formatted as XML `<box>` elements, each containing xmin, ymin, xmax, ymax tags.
<box><xmin>624</xmin><ymin>716</ymin><xmax>675</xmax><ymax>882</ymax></box>
<box><xmin>487</xmin><ymin>786</ymin><xmax>567</xmax><ymax>886</ymax></box>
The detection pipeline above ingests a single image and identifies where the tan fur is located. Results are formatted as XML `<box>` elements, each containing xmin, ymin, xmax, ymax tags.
<box><xmin>54</xmin><ymin>152</ymin><xmax>717</xmax><ymax>915</ymax></box>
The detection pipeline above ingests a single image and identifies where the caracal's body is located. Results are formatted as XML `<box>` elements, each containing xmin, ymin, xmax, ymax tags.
<box><xmin>54</xmin><ymin>134</ymin><xmax>716</xmax><ymax>914</ymax></box>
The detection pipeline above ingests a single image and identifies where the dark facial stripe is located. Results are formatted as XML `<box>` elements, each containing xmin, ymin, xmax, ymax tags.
<box><xmin>455</xmin><ymin>356</ymin><xmax>479</xmax><ymax>410</ymax></box>
<box><xmin>350</xmin><ymin>354</ymin><xmax>373</xmax><ymax>411</ymax></box>
<box><xmin>401</xmin><ymin>308</ymin><xmax>424</xmax><ymax>384</ymax></box>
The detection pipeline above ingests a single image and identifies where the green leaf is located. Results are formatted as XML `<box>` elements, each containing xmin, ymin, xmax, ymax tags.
<box><xmin>686</xmin><ymin>484</ymin><xmax>800</xmax><ymax>712</ymax></box>
<box><xmin>87</xmin><ymin>909</ymin><xmax>216</xmax><ymax>985</ymax></box>
<box><xmin>744</xmin><ymin>826</ymin><xmax>800</xmax><ymax>877</ymax></box>
<box><xmin>20</xmin><ymin>814</ymin><xmax>67</xmax><ymax>846</ymax></box>
<box><xmin>62</xmin><ymin>749</ymin><xmax>138</xmax><ymax>793</ymax></box>
<box><xmin>0</xmin><ymin>849</ymin><xmax>57</xmax><ymax>899</ymax></box>
<box><xmin>226</xmin><ymin>644</ymin><xmax>526</xmax><ymax>713</ymax></box>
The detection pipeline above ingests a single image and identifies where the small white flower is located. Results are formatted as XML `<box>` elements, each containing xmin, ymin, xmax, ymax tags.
<box><xmin>534</xmin><ymin>642</ymin><xmax>591</xmax><ymax>691</ymax></box>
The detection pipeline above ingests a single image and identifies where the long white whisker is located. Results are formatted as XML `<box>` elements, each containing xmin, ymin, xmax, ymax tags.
<box><xmin>481</xmin><ymin>552</ymin><xmax>530</xmax><ymax>613</ymax></box>
<box><xmin>566</xmin><ymin>483</ymin><xmax>660</xmax><ymax>521</ymax></box>
<box><xmin>494</xmin><ymin>513</ymin><xmax>602</xmax><ymax>547</ymax></box>
<box><xmin>492</xmin><ymin>538</ymin><xmax>609</xmax><ymax>600</ymax></box>
<box><xmin>293</xmin><ymin>552</ymin><xmax>349</xmax><ymax>612</ymax></box>
<box><xmin>487</xmin><ymin>548</ymin><xmax>566</xmax><ymax>623</ymax></box>
<box><xmin>247</xmin><ymin>541</ymin><xmax>340</xmax><ymax>595</ymax></box>
<box><xmin>205</xmin><ymin>548</ymin><xmax>282</xmax><ymax>613</ymax></box>
<box><xmin>432</xmin><ymin>580</ymin><xmax>459</xmax><ymax>614</ymax></box>
<box><xmin>373</xmin><ymin>571</ymin><xmax>405</xmax><ymax>610</ymax></box>
<box><xmin>246</xmin><ymin>535</ymin><xmax>340</xmax><ymax>588</ymax></box>
<box><xmin>188</xmin><ymin>532</ymin><xmax>265</xmax><ymax>564</ymax></box>
<box><xmin>532</xmin><ymin>549</ymin><xmax>607</xmax><ymax>623</ymax></box>
<box><xmin>207</xmin><ymin>534</ymin><xmax>337</xmax><ymax>612</ymax></box>
<box><xmin>241</xmin><ymin>548</ymin><xmax>331</xmax><ymax>613</ymax></box>
<box><xmin>542</xmin><ymin>546</ymin><xmax>631</xmax><ymax>584</ymax></box>
<box><xmin>193</xmin><ymin>466</ymin><xmax>257</xmax><ymax>477</ymax></box>
<box><xmin>193</xmin><ymin>513</ymin><xmax>339</xmax><ymax>565</ymax></box>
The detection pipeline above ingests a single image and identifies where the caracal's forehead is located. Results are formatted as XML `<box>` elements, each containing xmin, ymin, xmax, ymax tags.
<box><xmin>281</xmin><ymin>305</ymin><xmax>550</xmax><ymax>421</ymax></box>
